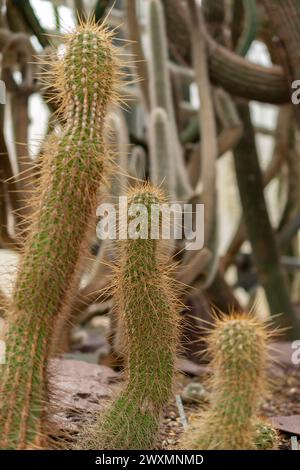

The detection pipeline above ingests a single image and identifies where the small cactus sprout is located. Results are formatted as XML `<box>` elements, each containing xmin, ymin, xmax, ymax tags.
<box><xmin>182</xmin><ymin>313</ymin><xmax>272</xmax><ymax>450</ymax></box>
<box><xmin>0</xmin><ymin>19</ymin><xmax>119</xmax><ymax>449</ymax></box>
<box><xmin>76</xmin><ymin>183</ymin><xmax>180</xmax><ymax>449</ymax></box>
<box><xmin>255</xmin><ymin>421</ymin><xmax>278</xmax><ymax>450</ymax></box>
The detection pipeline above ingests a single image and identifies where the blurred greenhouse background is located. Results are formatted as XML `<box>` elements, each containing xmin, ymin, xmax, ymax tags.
<box><xmin>0</xmin><ymin>0</ymin><xmax>289</xmax><ymax>320</ymax></box>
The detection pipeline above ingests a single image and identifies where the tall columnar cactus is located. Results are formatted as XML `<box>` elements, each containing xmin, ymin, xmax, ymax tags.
<box><xmin>183</xmin><ymin>314</ymin><xmax>276</xmax><ymax>450</ymax></box>
<box><xmin>128</xmin><ymin>145</ymin><xmax>147</xmax><ymax>182</ymax></box>
<box><xmin>105</xmin><ymin>108</ymin><xmax>129</xmax><ymax>198</ymax></box>
<box><xmin>77</xmin><ymin>184</ymin><xmax>180</xmax><ymax>449</ymax></box>
<box><xmin>149</xmin><ymin>107</ymin><xmax>176</xmax><ymax>199</ymax></box>
<box><xmin>0</xmin><ymin>20</ymin><xmax>118</xmax><ymax>449</ymax></box>
<box><xmin>148</xmin><ymin>0</ymin><xmax>192</xmax><ymax>201</ymax></box>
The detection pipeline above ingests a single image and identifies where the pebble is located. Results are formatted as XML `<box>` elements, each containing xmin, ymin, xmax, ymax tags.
<box><xmin>166</xmin><ymin>439</ymin><xmax>176</xmax><ymax>445</ymax></box>
<box><xmin>168</xmin><ymin>421</ymin><xmax>179</xmax><ymax>428</ymax></box>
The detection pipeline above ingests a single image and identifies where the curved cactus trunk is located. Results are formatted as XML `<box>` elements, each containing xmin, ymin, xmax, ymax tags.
<box><xmin>77</xmin><ymin>184</ymin><xmax>180</xmax><ymax>450</ymax></box>
<box><xmin>0</xmin><ymin>20</ymin><xmax>118</xmax><ymax>449</ymax></box>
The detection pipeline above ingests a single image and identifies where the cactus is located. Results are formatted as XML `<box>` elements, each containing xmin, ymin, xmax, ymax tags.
<box><xmin>148</xmin><ymin>0</ymin><xmax>174</xmax><ymax>122</ymax></box>
<box><xmin>105</xmin><ymin>108</ymin><xmax>129</xmax><ymax>198</ymax></box>
<box><xmin>149</xmin><ymin>107</ymin><xmax>176</xmax><ymax>199</ymax></box>
<box><xmin>129</xmin><ymin>145</ymin><xmax>147</xmax><ymax>182</ymax></box>
<box><xmin>255</xmin><ymin>421</ymin><xmax>278</xmax><ymax>450</ymax></box>
<box><xmin>70</xmin><ymin>107</ymin><xmax>129</xmax><ymax>329</ymax></box>
<box><xmin>182</xmin><ymin>313</ymin><xmax>273</xmax><ymax>450</ymax></box>
<box><xmin>0</xmin><ymin>19</ymin><xmax>118</xmax><ymax>449</ymax></box>
<box><xmin>76</xmin><ymin>183</ymin><xmax>180</xmax><ymax>449</ymax></box>
<box><xmin>148</xmin><ymin>0</ymin><xmax>192</xmax><ymax>201</ymax></box>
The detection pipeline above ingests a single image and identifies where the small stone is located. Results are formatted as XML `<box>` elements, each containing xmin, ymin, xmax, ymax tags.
<box><xmin>167</xmin><ymin>439</ymin><xmax>176</xmax><ymax>445</ymax></box>
<box><xmin>168</xmin><ymin>421</ymin><xmax>178</xmax><ymax>428</ymax></box>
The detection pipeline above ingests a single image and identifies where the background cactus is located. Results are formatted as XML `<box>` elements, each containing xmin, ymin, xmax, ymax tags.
<box><xmin>76</xmin><ymin>183</ymin><xmax>180</xmax><ymax>450</ymax></box>
<box><xmin>128</xmin><ymin>146</ymin><xmax>147</xmax><ymax>183</ymax></box>
<box><xmin>105</xmin><ymin>107</ymin><xmax>129</xmax><ymax>199</ymax></box>
<box><xmin>149</xmin><ymin>107</ymin><xmax>176</xmax><ymax>199</ymax></box>
<box><xmin>0</xmin><ymin>19</ymin><xmax>118</xmax><ymax>449</ymax></box>
<box><xmin>182</xmin><ymin>313</ymin><xmax>275</xmax><ymax>450</ymax></box>
<box><xmin>148</xmin><ymin>0</ymin><xmax>193</xmax><ymax>201</ymax></box>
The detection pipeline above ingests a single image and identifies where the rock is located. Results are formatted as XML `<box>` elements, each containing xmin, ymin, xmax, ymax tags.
<box><xmin>48</xmin><ymin>359</ymin><xmax>121</xmax><ymax>434</ymax></box>
<box><xmin>269</xmin><ymin>342</ymin><xmax>294</xmax><ymax>367</ymax></box>
<box><xmin>88</xmin><ymin>315</ymin><xmax>110</xmax><ymax>335</ymax></box>
<box><xmin>71</xmin><ymin>327</ymin><xmax>109</xmax><ymax>354</ymax></box>
<box><xmin>271</xmin><ymin>415</ymin><xmax>300</xmax><ymax>436</ymax></box>
<box><xmin>166</xmin><ymin>438</ymin><xmax>176</xmax><ymax>445</ymax></box>
<box><xmin>181</xmin><ymin>382</ymin><xmax>209</xmax><ymax>404</ymax></box>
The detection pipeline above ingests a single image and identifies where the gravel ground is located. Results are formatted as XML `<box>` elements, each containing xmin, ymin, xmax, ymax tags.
<box><xmin>160</xmin><ymin>364</ymin><xmax>300</xmax><ymax>450</ymax></box>
<box><xmin>50</xmin><ymin>349</ymin><xmax>300</xmax><ymax>450</ymax></box>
